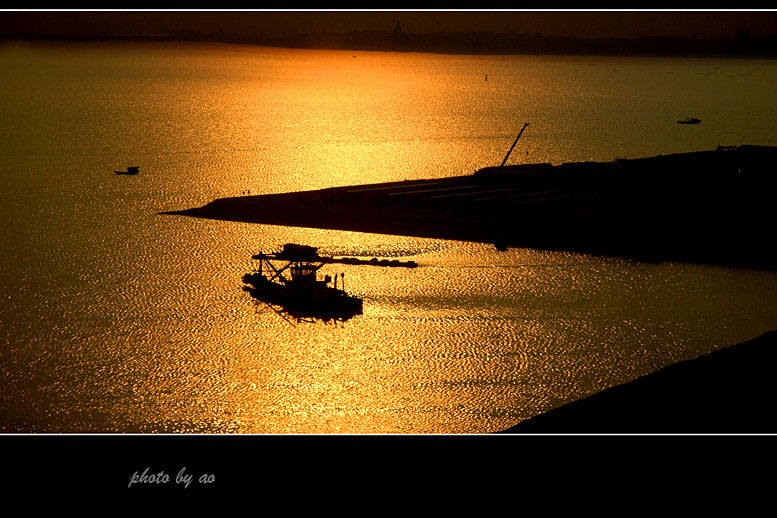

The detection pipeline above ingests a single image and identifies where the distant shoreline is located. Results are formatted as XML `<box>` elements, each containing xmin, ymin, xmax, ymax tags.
<box><xmin>4</xmin><ymin>31</ymin><xmax>777</xmax><ymax>60</ymax></box>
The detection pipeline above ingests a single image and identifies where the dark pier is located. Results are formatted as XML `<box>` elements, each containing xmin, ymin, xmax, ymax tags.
<box><xmin>165</xmin><ymin>145</ymin><xmax>777</xmax><ymax>270</ymax></box>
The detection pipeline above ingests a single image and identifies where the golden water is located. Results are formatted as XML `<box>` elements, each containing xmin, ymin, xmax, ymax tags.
<box><xmin>2</xmin><ymin>42</ymin><xmax>777</xmax><ymax>432</ymax></box>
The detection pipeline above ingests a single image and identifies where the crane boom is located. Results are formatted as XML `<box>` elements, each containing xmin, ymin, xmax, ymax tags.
<box><xmin>500</xmin><ymin>122</ymin><xmax>530</xmax><ymax>168</ymax></box>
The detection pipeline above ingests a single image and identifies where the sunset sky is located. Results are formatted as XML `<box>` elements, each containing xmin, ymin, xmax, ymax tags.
<box><xmin>2</xmin><ymin>10</ymin><xmax>777</xmax><ymax>40</ymax></box>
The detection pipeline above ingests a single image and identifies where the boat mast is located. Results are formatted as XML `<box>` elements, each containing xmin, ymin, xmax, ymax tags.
<box><xmin>500</xmin><ymin>122</ymin><xmax>529</xmax><ymax>168</ymax></box>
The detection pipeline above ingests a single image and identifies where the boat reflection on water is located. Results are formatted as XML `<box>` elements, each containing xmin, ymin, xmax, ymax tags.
<box><xmin>247</xmin><ymin>297</ymin><xmax>361</xmax><ymax>325</ymax></box>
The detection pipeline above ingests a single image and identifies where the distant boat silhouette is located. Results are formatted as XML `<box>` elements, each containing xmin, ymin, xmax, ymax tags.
<box><xmin>677</xmin><ymin>117</ymin><xmax>702</xmax><ymax>125</ymax></box>
<box><xmin>114</xmin><ymin>166</ymin><xmax>140</xmax><ymax>175</ymax></box>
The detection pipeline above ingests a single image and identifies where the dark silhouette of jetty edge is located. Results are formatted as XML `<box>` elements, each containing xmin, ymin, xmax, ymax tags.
<box><xmin>163</xmin><ymin>144</ymin><xmax>777</xmax><ymax>270</ymax></box>
<box><xmin>501</xmin><ymin>330</ymin><xmax>777</xmax><ymax>433</ymax></box>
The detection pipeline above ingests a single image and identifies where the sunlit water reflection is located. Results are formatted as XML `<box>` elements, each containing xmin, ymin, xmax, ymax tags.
<box><xmin>2</xmin><ymin>42</ymin><xmax>777</xmax><ymax>433</ymax></box>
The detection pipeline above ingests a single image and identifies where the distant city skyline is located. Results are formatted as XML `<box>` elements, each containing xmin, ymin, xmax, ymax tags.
<box><xmin>2</xmin><ymin>10</ymin><xmax>777</xmax><ymax>40</ymax></box>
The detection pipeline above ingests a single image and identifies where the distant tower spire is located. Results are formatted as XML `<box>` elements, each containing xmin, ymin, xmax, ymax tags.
<box><xmin>393</xmin><ymin>20</ymin><xmax>403</xmax><ymax>34</ymax></box>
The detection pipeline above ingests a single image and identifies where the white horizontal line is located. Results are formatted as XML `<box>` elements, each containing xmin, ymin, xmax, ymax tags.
<box><xmin>346</xmin><ymin>182</ymin><xmax>440</xmax><ymax>193</ymax></box>
<box><xmin>473</xmin><ymin>189</ymin><xmax>557</xmax><ymax>202</ymax></box>
<box><xmin>387</xmin><ymin>185</ymin><xmax>476</xmax><ymax>196</ymax></box>
<box><xmin>431</xmin><ymin>188</ymin><xmax>517</xmax><ymax>199</ymax></box>
<box><xmin>512</xmin><ymin>195</ymin><xmax>574</xmax><ymax>204</ymax></box>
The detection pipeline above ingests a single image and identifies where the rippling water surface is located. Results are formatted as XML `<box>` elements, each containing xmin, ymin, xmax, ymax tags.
<box><xmin>2</xmin><ymin>42</ymin><xmax>777</xmax><ymax>433</ymax></box>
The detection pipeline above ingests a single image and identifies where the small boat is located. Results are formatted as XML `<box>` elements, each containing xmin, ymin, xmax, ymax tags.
<box><xmin>677</xmin><ymin>117</ymin><xmax>701</xmax><ymax>125</ymax></box>
<box><xmin>115</xmin><ymin>166</ymin><xmax>140</xmax><ymax>175</ymax></box>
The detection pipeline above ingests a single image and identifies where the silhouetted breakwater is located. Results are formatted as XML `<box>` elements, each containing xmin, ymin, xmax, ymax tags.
<box><xmin>165</xmin><ymin>145</ymin><xmax>777</xmax><ymax>270</ymax></box>
<box><xmin>501</xmin><ymin>329</ymin><xmax>777</xmax><ymax>433</ymax></box>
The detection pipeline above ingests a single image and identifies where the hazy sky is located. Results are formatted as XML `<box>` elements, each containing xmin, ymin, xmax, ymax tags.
<box><xmin>2</xmin><ymin>10</ymin><xmax>777</xmax><ymax>40</ymax></box>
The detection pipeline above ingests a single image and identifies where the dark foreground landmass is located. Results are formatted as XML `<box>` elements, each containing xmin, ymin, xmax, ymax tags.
<box><xmin>165</xmin><ymin>144</ymin><xmax>777</xmax><ymax>270</ymax></box>
<box><xmin>502</xmin><ymin>330</ymin><xmax>777</xmax><ymax>434</ymax></box>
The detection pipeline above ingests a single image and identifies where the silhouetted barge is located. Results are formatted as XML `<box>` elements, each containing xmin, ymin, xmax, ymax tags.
<box><xmin>167</xmin><ymin>144</ymin><xmax>777</xmax><ymax>269</ymax></box>
<box><xmin>243</xmin><ymin>243</ymin><xmax>364</xmax><ymax>321</ymax></box>
<box><xmin>114</xmin><ymin>166</ymin><xmax>140</xmax><ymax>175</ymax></box>
<box><xmin>243</xmin><ymin>243</ymin><xmax>421</xmax><ymax>321</ymax></box>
